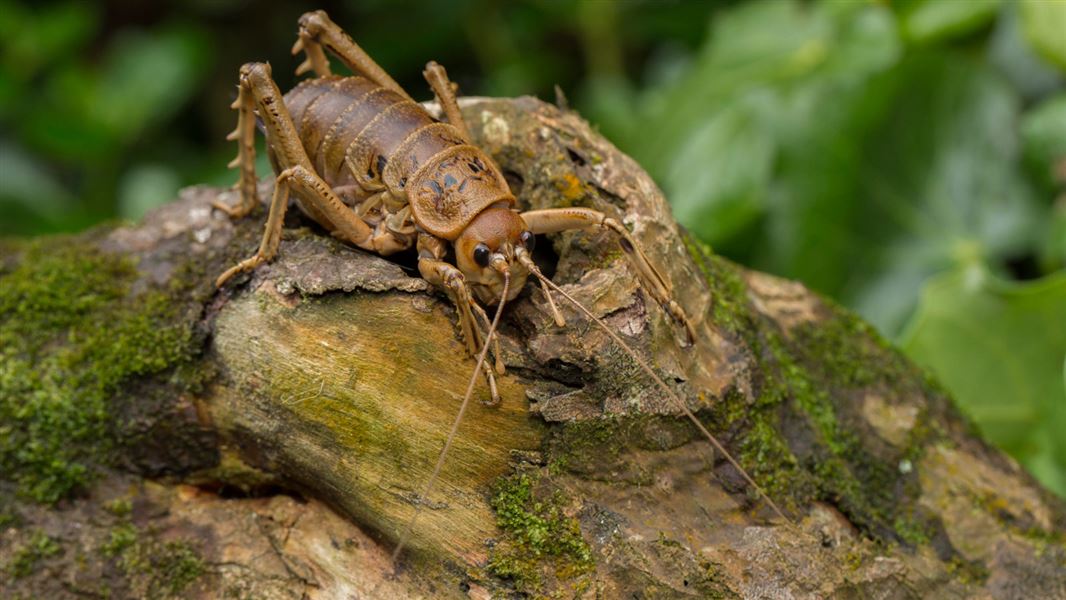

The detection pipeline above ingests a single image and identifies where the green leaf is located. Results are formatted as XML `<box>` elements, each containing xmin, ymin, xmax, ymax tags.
<box><xmin>900</xmin><ymin>267</ymin><xmax>1066</xmax><ymax>498</ymax></box>
<box><xmin>1048</xmin><ymin>203</ymin><xmax>1066</xmax><ymax>271</ymax></box>
<box><xmin>987</xmin><ymin>1</ymin><xmax>1063</xmax><ymax>100</ymax></box>
<box><xmin>605</xmin><ymin>0</ymin><xmax>899</xmax><ymax>254</ymax></box>
<box><xmin>1020</xmin><ymin>93</ymin><xmax>1066</xmax><ymax>271</ymax></box>
<box><xmin>117</xmin><ymin>164</ymin><xmax>181</xmax><ymax>221</ymax></box>
<box><xmin>0</xmin><ymin>1</ymin><xmax>98</xmax><ymax>80</ymax></box>
<box><xmin>1020</xmin><ymin>0</ymin><xmax>1066</xmax><ymax>71</ymax></box>
<box><xmin>767</xmin><ymin>54</ymin><xmax>1040</xmax><ymax>334</ymax></box>
<box><xmin>91</xmin><ymin>26</ymin><xmax>211</xmax><ymax>140</ymax></box>
<box><xmin>896</xmin><ymin>0</ymin><xmax>1000</xmax><ymax>44</ymax></box>
<box><xmin>663</xmin><ymin>95</ymin><xmax>776</xmax><ymax>244</ymax></box>
<box><xmin>1021</xmin><ymin>93</ymin><xmax>1066</xmax><ymax>187</ymax></box>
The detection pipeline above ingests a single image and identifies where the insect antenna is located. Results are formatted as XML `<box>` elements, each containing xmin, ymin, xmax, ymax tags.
<box><xmin>533</xmin><ymin>271</ymin><xmax>566</xmax><ymax>327</ymax></box>
<box><xmin>470</xmin><ymin>300</ymin><xmax>506</xmax><ymax>375</ymax></box>
<box><xmin>521</xmin><ymin>258</ymin><xmax>791</xmax><ymax>525</ymax></box>
<box><xmin>388</xmin><ymin>273</ymin><xmax>512</xmax><ymax>567</ymax></box>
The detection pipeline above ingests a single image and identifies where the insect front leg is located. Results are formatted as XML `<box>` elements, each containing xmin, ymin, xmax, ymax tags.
<box><xmin>417</xmin><ymin>234</ymin><xmax>502</xmax><ymax>405</ymax></box>
<box><xmin>522</xmin><ymin>207</ymin><xmax>696</xmax><ymax>343</ymax></box>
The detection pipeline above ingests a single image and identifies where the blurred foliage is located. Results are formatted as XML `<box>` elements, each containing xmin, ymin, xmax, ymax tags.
<box><xmin>0</xmin><ymin>0</ymin><xmax>1063</xmax><ymax>497</ymax></box>
<box><xmin>901</xmin><ymin>266</ymin><xmax>1066</xmax><ymax>496</ymax></box>
<box><xmin>580</xmin><ymin>0</ymin><xmax>1066</xmax><ymax>496</ymax></box>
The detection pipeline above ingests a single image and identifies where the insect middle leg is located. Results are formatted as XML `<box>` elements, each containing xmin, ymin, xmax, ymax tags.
<box><xmin>215</xmin><ymin>63</ymin><xmax>408</xmax><ymax>285</ymax></box>
<box><xmin>522</xmin><ymin>207</ymin><xmax>696</xmax><ymax>343</ymax></box>
<box><xmin>423</xmin><ymin>61</ymin><xmax>472</xmax><ymax>142</ymax></box>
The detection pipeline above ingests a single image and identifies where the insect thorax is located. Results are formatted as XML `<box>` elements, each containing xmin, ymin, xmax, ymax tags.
<box><xmin>407</xmin><ymin>145</ymin><xmax>515</xmax><ymax>240</ymax></box>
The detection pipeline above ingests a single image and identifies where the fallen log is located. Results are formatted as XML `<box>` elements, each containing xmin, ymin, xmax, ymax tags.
<box><xmin>2</xmin><ymin>96</ymin><xmax>1064</xmax><ymax>599</ymax></box>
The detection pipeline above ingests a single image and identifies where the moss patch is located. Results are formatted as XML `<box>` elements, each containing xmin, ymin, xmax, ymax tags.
<box><xmin>487</xmin><ymin>472</ymin><xmax>593</xmax><ymax>593</ymax></box>
<box><xmin>0</xmin><ymin>236</ymin><xmax>197</xmax><ymax>503</ymax></box>
<box><xmin>679</xmin><ymin>238</ymin><xmax>944</xmax><ymax>545</ymax></box>
<box><xmin>4</xmin><ymin>530</ymin><xmax>61</xmax><ymax>580</ymax></box>
<box><xmin>103</xmin><ymin>522</ymin><xmax>205</xmax><ymax>598</ymax></box>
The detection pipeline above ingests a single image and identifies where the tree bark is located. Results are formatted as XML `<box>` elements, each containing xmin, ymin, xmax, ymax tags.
<box><xmin>2</xmin><ymin>97</ymin><xmax>1064</xmax><ymax>599</ymax></box>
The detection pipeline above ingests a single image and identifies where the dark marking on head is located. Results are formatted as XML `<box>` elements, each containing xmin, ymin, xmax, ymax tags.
<box><xmin>444</xmin><ymin>174</ymin><xmax>457</xmax><ymax>188</ymax></box>
<box><xmin>376</xmin><ymin>155</ymin><xmax>387</xmax><ymax>175</ymax></box>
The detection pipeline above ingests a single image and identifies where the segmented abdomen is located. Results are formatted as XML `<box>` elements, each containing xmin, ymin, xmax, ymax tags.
<box><xmin>282</xmin><ymin>75</ymin><xmax>465</xmax><ymax>197</ymax></box>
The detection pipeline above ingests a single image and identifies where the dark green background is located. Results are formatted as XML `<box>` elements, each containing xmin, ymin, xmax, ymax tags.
<box><xmin>1</xmin><ymin>0</ymin><xmax>1064</xmax><ymax>497</ymax></box>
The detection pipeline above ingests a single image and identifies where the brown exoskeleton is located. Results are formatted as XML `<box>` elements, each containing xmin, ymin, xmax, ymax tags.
<box><xmin>214</xmin><ymin>9</ymin><xmax>788</xmax><ymax>565</ymax></box>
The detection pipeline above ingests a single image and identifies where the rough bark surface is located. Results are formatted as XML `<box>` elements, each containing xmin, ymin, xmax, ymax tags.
<box><xmin>2</xmin><ymin>97</ymin><xmax>1065</xmax><ymax>599</ymax></box>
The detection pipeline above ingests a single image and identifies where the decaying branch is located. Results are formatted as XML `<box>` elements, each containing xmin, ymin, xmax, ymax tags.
<box><xmin>2</xmin><ymin>97</ymin><xmax>1064</xmax><ymax>599</ymax></box>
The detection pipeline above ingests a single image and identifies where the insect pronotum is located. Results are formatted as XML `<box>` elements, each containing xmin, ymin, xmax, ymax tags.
<box><xmin>213</xmin><ymin>8</ymin><xmax>790</xmax><ymax>570</ymax></box>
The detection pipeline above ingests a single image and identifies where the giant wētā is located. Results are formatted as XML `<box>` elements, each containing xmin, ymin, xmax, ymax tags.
<box><xmin>214</xmin><ymin>9</ymin><xmax>788</xmax><ymax>565</ymax></box>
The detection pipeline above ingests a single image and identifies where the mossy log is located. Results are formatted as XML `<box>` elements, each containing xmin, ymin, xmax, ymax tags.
<box><xmin>2</xmin><ymin>97</ymin><xmax>1065</xmax><ymax>599</ymax></box>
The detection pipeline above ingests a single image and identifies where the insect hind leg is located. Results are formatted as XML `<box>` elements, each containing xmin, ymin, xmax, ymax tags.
<box><xmin>214</xmin><ymin>68</ymin><xmax>259</xmax><ymax>218</ymax></box>
<box><xmin>292</xmin><ymin>10</ymin><xmax>416</xmax><ymax>103</ymax></box>
<box><xmin>215</xmin><ymin>63</ymin><xmax>387</xmax><ymax>286</ymax></box>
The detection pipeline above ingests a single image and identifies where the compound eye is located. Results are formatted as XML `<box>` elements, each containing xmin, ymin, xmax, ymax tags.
<box><xmin>520</xmin><ymin>231</ymin><xmax>536</xmax><ymax>252</ymax></box>
<box><xmin>473</xmin><ymin>243</ymin><xmax>491</xmax><ymax>268</ymax></box>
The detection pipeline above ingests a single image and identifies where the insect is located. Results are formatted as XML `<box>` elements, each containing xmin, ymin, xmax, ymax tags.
<box><xmin>214</xmin><ymin>9</ymin><xmax>788</xmax><ymax>566</ymax></box>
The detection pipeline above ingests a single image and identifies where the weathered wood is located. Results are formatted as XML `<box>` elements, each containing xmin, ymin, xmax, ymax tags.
<box><xmin>2</xmin><ymin>96</ymin><xmax>1064</xmax><ymax>599</ymax></box>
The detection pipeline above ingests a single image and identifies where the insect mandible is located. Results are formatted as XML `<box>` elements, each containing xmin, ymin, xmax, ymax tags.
<box><xmin>213</xmin><ymin>9</ymin><xmax>789</xmax><ymax>564</ymax></box>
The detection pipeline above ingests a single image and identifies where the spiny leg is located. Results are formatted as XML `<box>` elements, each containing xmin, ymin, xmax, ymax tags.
<box><xmin>521</xmin><ymin>207</ymin><xmax>696</xmax><ymax>343</ymax></box>
<box><xmin>214</xmin><ymin>69</ymin><xmax>259</xmax><ymax>218</ymax></box>
<box><xmin>423</xmin><ymin>61</ymin><xmax>472</xmax><ymax>142</ymax></box>
<box><xmin>216</xmin><ymin>169</ymin><xmax>291</xmax><ymax>287</ymax></box>
<box><xmin>291</xmin><ymin>22</ymin><xmax>331</xmax><ymax>77</ymax></box>
<box><xmin>216</xmin><ymin>63</ymin><xmax>408</xmax><ymax>286</ymax></box>
<box><xmin>292</xmin><ymin>10</ymin><xmax>416</xmax><ymax>103</ymax></box>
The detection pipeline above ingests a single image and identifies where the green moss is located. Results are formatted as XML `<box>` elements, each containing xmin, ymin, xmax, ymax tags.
<box><xmin>103</xmin><ymin>521</ymin><xmax>205</xmax><ymax>598</ymax></box>
<box><xmin>681</xmin><ymin>234</ymin><xmax>751</xmax><ymax>338</ymax></box>
<box><xmin>791</xmin><ymin>308</ymin><xmax>917</xmax><ymax>389</ymax></box>
<box><xmin>892</xmin><ymin>516</ymin><xmax>932</xmax><ymax>547</ymax></box>
<box><xmin>5</xmin><ymin>530</ymin><xmax>61</xmax><ymax>579</ymax></box>
<box><xmin>103</xmin><ymin>523</ymin><xmax>138</xmax><ymax>557</ymax></box>
<box><xmin>103</xmin><ymin>498</ymin><xmax>133</xmax><ymax>518</ymax></box>
<box><xmin>679</xmin><ymin>240</ymin><xmax>943</xmax><ymax>545</ymax></box>
<box><xmin>945</xmin><ymin>556</ymin><xmax>990</xmax><ymax>586</ymax></box>
<box><xmin>548</xmin><ymin>414</ymin><xmax>697</xmax><ymax>487</ymax></box>
<box><xmin>0</xmin><ymin>237</ymin><xmax>197</xmax><ymax>503</ymax></box>
<box><xmin>488</xmin><ymin>472</ymin><xmax>593</xmax><ymax>593</ymax></box>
